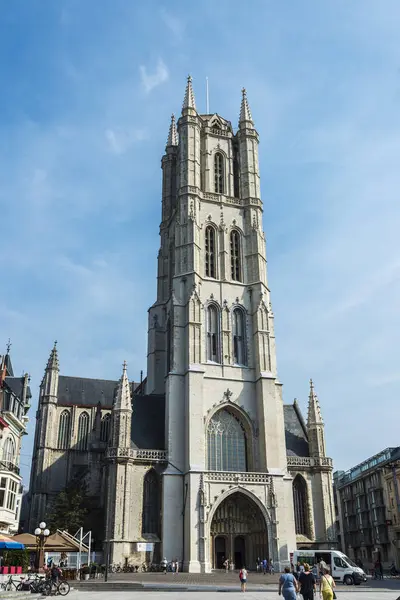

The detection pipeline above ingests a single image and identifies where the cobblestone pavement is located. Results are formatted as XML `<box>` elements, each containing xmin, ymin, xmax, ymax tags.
<box><xmin>70</xmin><ymin>590</ymin><xmax>399</xmax><ymax>600</ymax></box>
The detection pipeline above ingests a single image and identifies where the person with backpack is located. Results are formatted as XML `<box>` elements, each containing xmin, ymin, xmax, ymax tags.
<box><xmin>239</xmin><ymin>566</ymin><xmax>248</xmax><ymax>592</ymax></box>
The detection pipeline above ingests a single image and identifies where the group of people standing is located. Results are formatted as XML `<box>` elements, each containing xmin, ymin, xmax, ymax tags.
<box><xmin>279</xmin><ymin>562</ymin><xmax>336</xmax><ymax>600</ymax></box>
<box><xmin>255</xmin><ymin>557</ymin><xmax>274</xmax><ymax>574</ymax></box>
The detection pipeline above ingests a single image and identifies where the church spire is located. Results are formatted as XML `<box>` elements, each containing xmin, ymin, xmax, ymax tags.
<box><xmin>114</xmin><ymin>361</ymin><xmax>131</xmax><ymax>411</ymax></box>
<box><xmin>46</xmin><ymin>341</ymin><xmax>59</xmax><ymax>372</ymax></box>
<box><xmin>182</xmin><ymin>75</ymin><xmax>196</xmax><ymax>112</ymax></box>
<box><xmin>166</xmin><ymin>114</ymin><xmax>178</xmax><ymax>147</ymax></box>
<box><xmin>239</xmin><ymin>87</ymin><xmax>253</xmax><ymax>126</ymax></box>
<box><xmin>307</xmin><ymin>378</ymin><xmax>323</xmax><ymax>426</ymax></box>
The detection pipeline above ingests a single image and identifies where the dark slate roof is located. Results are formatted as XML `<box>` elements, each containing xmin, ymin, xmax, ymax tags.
<box><xmin>284</xmin><ymin>403</ymin><xmax>309</xmax><ymax>457</ymax></box>
<box><xmin>5</xmin><ymin>354</ymin><xmax>14</xmax><ymax>377</ymax></box>
<box><xmin>4</xmin><ymin>377</ymin><xmax>32</xmax><ymax>401</ymax></box>
<box><xmin>57</xmin><ymin>375</ymin><xmax>138</xmax><ymax>408</ymax></box>
<box><xmin>132</xmin><ymin>394</ymin><xmax>165</xmax><ymax>450</ymax></box>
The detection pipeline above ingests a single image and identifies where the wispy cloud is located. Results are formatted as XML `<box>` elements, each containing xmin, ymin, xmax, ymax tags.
<box><xmin>105</xmin><ymin>128</ymin><xmax>148</xmax><ymax>155</ymax></box>
<box><xmin>160</xmin><ymin>9</ymin><xmax>185</xmax><ymax>42</ymax></box>
<box><xmin>139</xmin><ymin>59</ymin><xmax>169</xmax><ymax>93</ymax></box>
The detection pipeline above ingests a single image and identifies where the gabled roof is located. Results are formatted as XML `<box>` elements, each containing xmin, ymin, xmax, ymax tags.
<box><xmin>283</xmin><ymin>402</ymin><xmax>310</xmax><ymax>457</ymax></box>
<box><xmin>57</xmin><ymin>375</ymin><xmax>140</xmax><ymax>408</ymax></box>
<box><xmin>4</xmin><ymin>377</ymin><xmax>31</xmax><ymax>401</ymax></box>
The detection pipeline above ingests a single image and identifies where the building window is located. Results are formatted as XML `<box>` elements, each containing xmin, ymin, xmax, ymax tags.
<box><xmin>57</xmin><ymin>410</ymin><xmax>71</xmax><ymax>449</ymax></box>
<box><xmin>230</xmin><ymin>230</ymin><xmax>242</xmax><ymax>281</ymax></box>
<box><xmin>293</xmin><ymin>475</ymin><xmax>310</xmax><ymax>537</ymax></box>
<box><xmin>142</xmin><ymin>469</ymin><xmax>160</xmax><ymax>535</ymax></box>
<box><xmin>6</xmin><ymin>480</ymin><xmax>17</xmax><ymax>511</ymax></box>
<box><xmin>206</xmin><ymin>304</ymin><xmax>220</xmax><ymax>362</ymax></box>
<box><xmin>100</xmin><ymin>414</ymin><xmax>111</xmax><ymax>443</ymax></box>
<box><xmin>77</xmin><ymin>412</ymin><xmax>89</xmax><ymax>451</ymax></box>
<box><xmin>0</xmin><ymin>478</ymin><xmax>6</xmax><ymax>507</ymax></box>
<box><xmin>214</xmin><ymin>153</ymin><xmax>224</xmax><ymax>194</ymax></box>
<box><xmin>3</xmin><ymin>437</ymin><xmax>15</xmax><ymax>465</ymax></box>
<box><xmin>205</xmin><ymin>226</ymin><xmax>216</xmax><ymax>278</ymax></box>
<box><xmin>232</xmin><ymin>308</ymin><xmax>246</xmax><ymax>365</ymax></box>
<box><xmin>207</xmin><ymin>409</ymin><xmax>247</xmax><ymax>472</ymax></box>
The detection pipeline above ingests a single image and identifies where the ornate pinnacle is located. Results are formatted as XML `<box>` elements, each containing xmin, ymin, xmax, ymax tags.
<box><xmin>307</xmin><ymin>378</ymin><xmax>323</xmax><ymax>426</ymax></box>
<box><xmin>239</xmin><ymin>87</ymin><xmax>253</xmax><ymax>124</ymax></box>
<box><xmin>182</xmin><ymin>74</ymin><xmax>196</xmax><ymax>111</ymax></box>
<box><xmin>166</xmin><ymin>114</ymin><xmax>178</xmax><ymax>147</ymax></box>
<box><xmin>115</xmin><ymin>360</ymin><xmax>132</xmax><ymax>411</ymax></box>
<box><xmin>46</xmin><ymin>341</ymin><xmax>59</xmax><ymax>371</ymax></box>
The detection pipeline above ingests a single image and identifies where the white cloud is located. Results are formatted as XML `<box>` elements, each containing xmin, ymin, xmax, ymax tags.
<box><xmin>160</xmin><ymin>9</ymin><xmax>185</xmax><ymax>42</ymax></box>
<box><xmin>139</xmin><ymin>59</ymin><xmax>169</xmax><ymax>94</ymax></box>
<box><xmin>105</xmin><ymin>127</ymin><xmax>148</xmax><ymax>155</ymax></box>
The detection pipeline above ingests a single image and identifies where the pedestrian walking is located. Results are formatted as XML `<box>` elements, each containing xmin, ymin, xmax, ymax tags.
<box><xmin>256</xmin><ymin>557</ymin><xmax>260</xmax><ymax>572</ymax></box>
<box><xmin>278</xmin><ymin>566</ymin><xmax>299</xmax><ymax>600</ymax></box>
<box><xmin>262</xmin><ymin>558</ymin><xmax>267</xmax><ymax>574</ymax></box>
<box><xmin>269</xmin><ymin>558</ymin><xmax>274</xmax><ymax>574</ymax></box>
<box><xmin>239</xmin><ymin>566</ymin><xmax>248</xmax><ymax>592</ymax></box>
<box><xmin>298</xmin><ymin>563</ymin><xmax>316</xmax><ymax>600</ymax></box>
<box><xmin>160</xmin><ymin>557</ymin><xmax>167</xmax><ymax>574</ymax></box>
<box><xmin>223</xmin><ymin>558</ymin><xmax>229</xmax><ymax>573</ymax></box>
<box><xmin>319</xmin><ymin>567</ymin><xmax>336</xmax><ymax>600</ymax></box>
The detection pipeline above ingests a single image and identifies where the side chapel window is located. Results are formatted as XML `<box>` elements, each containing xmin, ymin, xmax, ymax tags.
<box><xmin>100</xmin><ymin>414</ymin><xmax>111</xmax><ymax>442</ymax></box>
<box><xmin>214</xmin><ymin>153</ymin><xmax>224</xmax><ymax>194</ymax></box>
<box><xmin>205</xmin><ymin>226</ymin><xmax>216</xmax><ymax>278</ymax></box>
<box><xmin>206</xmin><ymin>304</ymin><xmax>220</xmax><ymax>363</ymax></box>
<box><xmin>230</xmin><ymin>230</ymin><xmax>242</xmax><ymax>281</ymax></box>
<box><xmin>232</xmin><ymin>308</ymin><xmax>246</xmax><ymax>365</ymax></box>
<box><xmin>293</xmin><ymin>475</ymin><xmax>310</xmax><ymax>536</ymax></box>
<box><xmin>57</xmin><ymin>410</ymin><xmax>71</xmax><ymax>449</ymax></box>
<box><xmin>142</xmin><ymin>469</ymin><xmax>160</xmax><ymax>535</ymax></box>
<box><xmin>77</xmin><ymin>412</ymin><xmax>89</xmax><ymax>451</ymax></box>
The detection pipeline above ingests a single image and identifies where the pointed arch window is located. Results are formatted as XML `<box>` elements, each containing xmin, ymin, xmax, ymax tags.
<box><xmin>214</xmin><ymin>153</ymin><xmax>224</xmax><ymax>194</ymax></box>
<box><xmin>3</xmin><ymin>437</ymin><xmax>15</xmax><ymax>465</ymax></box>
<box><xmin>205</xmin><ymin>226</ymin><xmax>216</xmax><ymax>278</ymax></box>
<box><xmin>142</xmin><ymin>469</ymin><xmax>160</xmax><ymax>535</ymax></box>
<box><xmin>206</xmin><ymin>304</ymin><xmax>220</xmax><ymax>363</ymax></box>
<box><xmin>293</xmin><ymin>475</ymin><xmax>310</xmax><ymax>536</ymax></box>
<box><xmin>232</xmin><ymin>308</ymin><xmax>246</xmax><ymax>366</ymax></box>
<box><xmin>230</xmin><ymin>230</ymin><xmax>242</xmax><ymax>281</ymax></box>
<box><xmin>57</xmin><ymin>410</ymin><xmax>71</xmax><ymax>449</ymax></box>
<box><xmin>100</xmin><ymin>414</ymin><xmax>111</xmax><ymax>443</ymax></box>
<box><xmin>207</xmin><ymin>409</ymin><xmax>247</xmax><ymax>472</ymax></box>
<box><xmin>77</xmin><ymin>412</ymin><xmax>89</xmax><ymax>451</ymax></box>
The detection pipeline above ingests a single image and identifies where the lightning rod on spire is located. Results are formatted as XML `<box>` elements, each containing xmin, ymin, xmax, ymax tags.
<box><xmin>206</xmin><ymin>77</ymin><xmax>209</xmax><ymax>114</ymax></box>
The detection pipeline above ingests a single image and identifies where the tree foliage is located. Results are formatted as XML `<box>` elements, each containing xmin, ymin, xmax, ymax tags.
<box><xmin>47</xmin><ymin>480</ymin><xmax>89</xmax><ymax>534</ymax></box>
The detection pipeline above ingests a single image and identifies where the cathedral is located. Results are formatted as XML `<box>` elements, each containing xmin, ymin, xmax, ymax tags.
<box><xmin>29</xmin><ymin>76</ymin><xmax>335</xmax><ymax>572</ymax></box>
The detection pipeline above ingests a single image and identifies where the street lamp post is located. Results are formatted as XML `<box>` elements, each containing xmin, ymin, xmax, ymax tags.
<box><xmin>34</xmin><ymin>522</ymin><xmax>50</xmax><ymax>572</ymax></box>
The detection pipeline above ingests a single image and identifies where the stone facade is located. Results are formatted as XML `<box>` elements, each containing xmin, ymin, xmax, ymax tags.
<box><xmin>28</xmin><ymin>76</ymin><xmax>335</xmax><ymax>571</ymax></box>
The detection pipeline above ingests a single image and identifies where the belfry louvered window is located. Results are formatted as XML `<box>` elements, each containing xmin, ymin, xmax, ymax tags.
<box><xmin>57</xmin><ymin>410</ymin><xmax>71</xmax><ymax>449</ymax></box>
<box><xmin>206</xmin><ymin>304</ymin><xmax>220</xmax><ymax>363</ymax></box>
<box><xmin>230</xmin><ymin>230</ymin><xmax>242</xmax><ymax>281</ymax></box>
<box><xmin>232</xmin><ymin>308</ymin><xmax>246</xmax><ymax>365</ymax></box>
<box><xmin>205</xmin><ymin>226</ymin><xmax>216</xmax><ymax>278</ymax></box>
<box><xmin>214</xmin><ymin>153</ymin><xmax>224</xmax><ymax>194</ymax></box>
<box><xmin>100</xmin><ymin>414</ymin><xmax>111</xmax><ymax>442</ymax></box>
<box><xmin>77</xmin><ymin>412</ymin><xmax>89</xmax><ymax>451</ymax></box>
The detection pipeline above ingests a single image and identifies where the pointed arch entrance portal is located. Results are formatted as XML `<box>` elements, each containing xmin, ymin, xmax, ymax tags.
<box><xmin>210</xmin><ymin>492</ymin><xmax>268</xmax><ymax>569</ymax></box>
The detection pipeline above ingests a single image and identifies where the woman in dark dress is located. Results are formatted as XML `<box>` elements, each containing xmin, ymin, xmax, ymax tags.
<box><xmin>298</xmin><ymin>563</ymin><xmax>316</xmax><ymax>600</ymax></box>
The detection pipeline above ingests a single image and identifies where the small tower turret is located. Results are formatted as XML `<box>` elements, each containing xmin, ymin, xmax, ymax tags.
<box><xmin>111</xmin><ymin>361</ymin><xmax>132</xmax><ymax>448</ymax></box>
<box><xmin>307</xmin><ymin>379</ymin><xmax>326</xmax><ymax>457</ymax></box>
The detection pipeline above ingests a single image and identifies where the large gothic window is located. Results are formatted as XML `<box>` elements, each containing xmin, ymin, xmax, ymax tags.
<box><xmin>142</xmin><ymin>469</ymin><xmax>160</xmax><ymax>536</ymax></box>
<box><xmin>205</xmin><ymin>226</ymin><xmax>216</xmax><ymax>278</ymax></box>
<box><xmin>3</xmin><ymin>437</ymin><xmax>15</xmax><ymax>465</ymax></box>
<box><xmin>230</xmin><ymin>230</ymin><xmax>242</xmax><ymax>281</ymax></box>
<box><xmin>232</xmin><ymin>308</ymin><xmax>246</xmax><ymax>365</ymax></box>
<box><xmin>207</xmin><ymin>409</ymin><xmax>247</xmax><ymax>472</ymax></box>
<box><xmin>293</xmin><ymin>475</ymin><xmax>309</xmax><ymax>536</ymax></box>
<box><xmin>206</xmin><ymin>304</ymin><xmax>220</xmax><ymax>362</ymax></box>
<box><xmin>57</xmin><ymin>410</ymin><xmax>71</xmax><ymax>449</ymax></box>
<box><xmin>77</xmin><ymin>412</ymin><xmax>89</xmax><ymax>451</ymax></box>
<box><xmin>214</xmin><ymin>153</ymin><xmax>224</xmax><ymax>194</ymax></box>
<box><xmin>100</xmin><ymin>414</ymin><xmax>111</xmax><ymax>443</ymax></box>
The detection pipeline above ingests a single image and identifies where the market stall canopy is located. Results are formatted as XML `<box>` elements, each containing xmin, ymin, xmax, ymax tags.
<box><xmin>12</xmin><ymin>530</ymin><xmax>88</xmax><ymax>553</ymax></box>
<box><xmin>10</xmin><ymin>534</ymin><xmax>36</xmax><ymax>549</ymax></box>
<box><xmin>0</xmin><ymin>534</ymin><xmax>24</xmax><ymax>549</ymax></box>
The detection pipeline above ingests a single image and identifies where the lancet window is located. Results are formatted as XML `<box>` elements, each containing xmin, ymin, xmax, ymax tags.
<box><xmin>76</xmin><ymin>412</ymin><xmax>89</xmax><ymax>451</ymax></box>
<box><xmin>3</xmin><ymin>437</ymin><xmax>15</xmax><ymax>464</ymax></box>
<box><xmin>207</xmin><ymin>409</ymin><xmax>247</xmax><ymax>472</ymax></box>
<box><xmin>57</xmin><ymin>410</ymin><xmax>71</xmax><ymax>449</ymax></box>
<box><xmin>232</xmin><ymin>308</ymin><xmax>246</xmax><ymax>365</ymax></box>
<box><xmin>100</xmin><ymin>414</ymin><xmax>111</xmax><ymax>442</ymax></box>
<box><xmin>293</xmin><ymin>475</ymin><xmax>310</xmax><ymax>536</ymax></box>
<box><xmin>214</xmin><ymin>153</ymin><xmax>224</xmax><ymax>194</ymax></box>
<box><xmin>142</xmin><ymin>469</ymin><xmax>160</xmax><ymax>535</ymax></box>
<box><xmin>205</xmin><ymin>226</ymin><xmax>216</xmax><ymax>278</ymax></box>
<box><xmin>206</xmin><ymin>304</ymin><xmax>220</xmax><ymax>363</ymax></box>
<box><xmin>230</xmin><ymin>230</ymin><xmax>242</xmax><ymax>281</ymax></box>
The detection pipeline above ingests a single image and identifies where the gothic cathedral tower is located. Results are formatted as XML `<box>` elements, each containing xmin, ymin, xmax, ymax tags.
<box><xmin>147</xmin><ymin>77</ymin><xmax>297</xmax><ymax>572</ymax></box>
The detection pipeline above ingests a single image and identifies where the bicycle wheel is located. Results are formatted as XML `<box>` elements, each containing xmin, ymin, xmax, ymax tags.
<box><xmin>5</xmin><ymin>583</ymin><xmax>12</xmax><ymax>592</ymax></box>
<box><xmin>42</xmin><ymin>581</ymin><xmax>52</xmax><ymax>596</ymax></box>
<box><xmin>16</xmin><ymin>583</ymin><xmax>23</xmax><ymax>591</ymax></box>
<box><xmin>57</xmin><ymin>581</ymin><xmax>70</xmax><ymax>596</ymax></box>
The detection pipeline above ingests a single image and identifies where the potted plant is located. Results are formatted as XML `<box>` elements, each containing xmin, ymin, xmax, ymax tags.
<box><xmin>81</xmin><ymin>565</ymin><xmax>90</xmax><ymax>581</ymax></box>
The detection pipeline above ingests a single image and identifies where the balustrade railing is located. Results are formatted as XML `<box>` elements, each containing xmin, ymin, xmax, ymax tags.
<box><xmin>287</xmin><ymin>456</ymin><xmax>333</xmax><ymax>468</ymax></box>
<box><xmin>106</xmin><ymin>447</ymin><xmax>167</xmax><ymax>461</ymax></box>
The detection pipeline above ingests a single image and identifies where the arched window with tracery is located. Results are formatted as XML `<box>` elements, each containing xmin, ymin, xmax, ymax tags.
<box><xmin>214</xmin><ymin>153</ymin><xmax>224</xmax><ymax>194</ymax></box>
<box><xmin>142</xmin><ymin>469</ymin><xmax>160</xmax><ymax>535</ymax></box>
<box><xmin>205</xmin><ymin>226</ymin><xmax>216</xmax><ymax>278</ymax></box>
<box><xmin>293</xmin><ymin>475</ymin><xmax>309</xmax><ymax>536</ymax></box>
<box><xmin>3</xmin><ymin>437</ymin><xmax>15</xmax><ymax>465</ymax></box>
<box><xmin>100</xmin><ymin>414</ymin><xmax>111</xmax><ymax>442</ymax></box>
<box><xmin>57</xmin><ymin>410</ymin><xmax>71</xmax><ymax>449</ymax></box>
<box><xmin>206</xmin><ymin>304</ymin><xmax>220</xmax><ymax>362</ymax></box>
<box><xmin>230</xmin><ymin>230</ymin><xmax>242</xmax><ymax>281</ymax></box>
<box><xmin>232</xmin><ymin>308</ymin><xmax>246</xmax><ymax>365</ymax></box>
<box><xmin>77</xmin><ymin>412</ymin><xmax>89</xmax><ymax>451</ymax></box>
<box><xmin>207</xmin><ymin>409</ymin><xmax>247</xmax><ymax>472</ymax></box>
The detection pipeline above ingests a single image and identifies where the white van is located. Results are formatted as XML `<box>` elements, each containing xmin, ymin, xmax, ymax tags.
<box><xmin>293</xmin><ymin>550</ymin><xmax>367</xmax><ymax>585</ymax></box>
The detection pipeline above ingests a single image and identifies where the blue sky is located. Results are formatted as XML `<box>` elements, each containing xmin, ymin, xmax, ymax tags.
<box><xmin>2</xmin><ymin>1</ymin><xmax>400</xmax><ymax>486</ymax></box>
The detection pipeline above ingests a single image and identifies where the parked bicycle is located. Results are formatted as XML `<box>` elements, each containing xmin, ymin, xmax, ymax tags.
<box><xmin>43</xmin><ymin>578</ymin><xmax>70</xmax><ymax>596</ymax></box>
<box><xmin>1</xmin><ymin>575</ymin><xmax>24</xmax><ymax>591</ymax></box>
